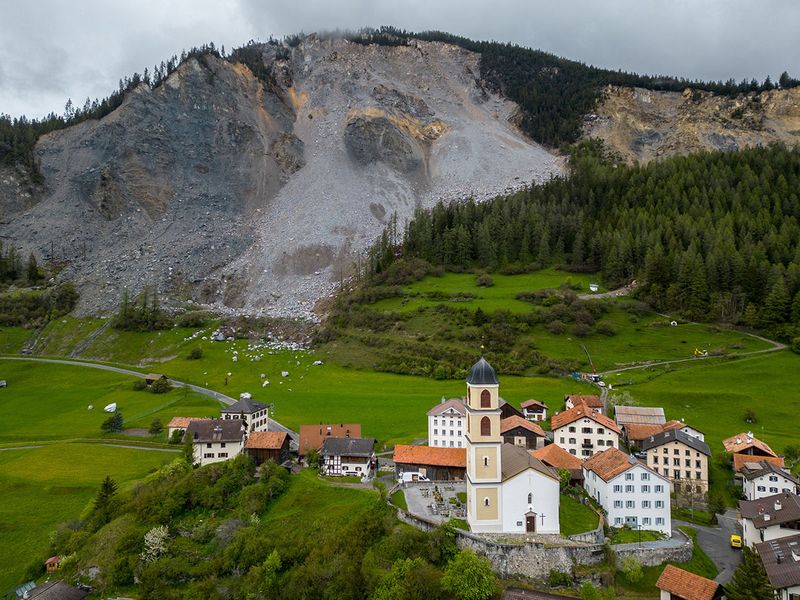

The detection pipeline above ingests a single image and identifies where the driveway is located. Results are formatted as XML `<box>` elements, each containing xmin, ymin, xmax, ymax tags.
<box><xmin>675</xmin><ymin>509</ymin><xmax>742</xmax><ymax>584</ymax></box>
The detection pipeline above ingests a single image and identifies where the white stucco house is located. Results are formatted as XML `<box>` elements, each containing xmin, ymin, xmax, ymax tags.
<box><xmin>320</xmin><ymin>437</ymin><xmax>376</xmax><ymax>479</ymax></box>
<box><xmin>186</xmin><ymin>419</ymin><xmax>246</xmax><ymax>466</ymax></box>
<box><xmin>428</xmin><ymin>397</ymin><xmax>466</xmax><ymax>448</ymax></box>
<box><xmin>739</xmin><ymin>492</ymin><xmax>800</xmax><ymax>548</ymax></box>
<box><xmin>741</xmin><ymin>460</ymin><xmax>800</xmax><ymax>501</ymax></box>
<box><xmin>552</xmin><ymin>404</ymin><xmax>621</xmax><ymax>458</ymax></box>
<box><xmin>583</xmin><ymin>447</ymin><xmax>672</xmax><ymax>536</ymax></box>
<box><xmin>220</xmin><ymin>396</ymin><xmax>270</xmax><ymax>433</ymax></box>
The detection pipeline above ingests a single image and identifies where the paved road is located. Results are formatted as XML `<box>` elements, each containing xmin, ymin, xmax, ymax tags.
<box><xmin>0</xmin><ymin>356</ymin><xmax>299</xmax><ymax>443</ymax></box>
<box><xmin>676</xmin><ymin>510</ymin><xmax>742</xmax><ymax>584</ymax></box>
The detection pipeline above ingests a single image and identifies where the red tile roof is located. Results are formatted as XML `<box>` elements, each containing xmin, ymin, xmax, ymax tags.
<box><xmin>624</xmin><ymin>420</ymin><xmax>682</xmax><ymax>443</ymax></box>
<box><xmin>723</xmin><ymin>432</ymin><xmax>778</xmax><ymax>457</ymax></box>
<box><xmin>520</xmin><ymin>399</ymin><xmax>547</xmax><ymax>410</ymax></box>
<box><xmin>500</xmin><ymin>415</ymin><xmax>546</xmax><ymax>437</ymax></box>
<box><xmin>551</xmin><ymin>405</ymin><xmax>621</xmax><ymax>433</ymax></box>
<box><xmin>167</xmin><ymin>416</ymin><xmax>210</xmax><ymax>429</ymax></box>
<box><xmin>567</xmin><ymin>394</ymin><xmax>603</xmax><ymax>408</ymax></box>
<box><xmin>656</xmin><ymin>565</ymin><xmax>720</xmax><ymax>600</ymax></box>
<box><xmin>427</xmin><ymin>398</ymin><xmax>466</xmax><ymax>416</ymax></box>
<box><xmin>583</xmin><ymin>448</ymin><xmax>643</xmax><ymax>482</ymax></box>
<box><xmin>245</xmin><ymin>431</ymin><xmax>288</xmax><ymax>450</ymax></box>
<box><xmin>531</xmin><ymin>443</ymin><xmax>583</xmax><ymax>472</ymax></box>
<box><xmin>298</xmin><ymin>423</ymin><xmax>361</xmax><ymax>455</ymax></box>
<box><xmin>733</xmin><ymin>453</ymin><xmax>784</xmax><ymax>473</ymax></box>
<box><xmin>393</xmin><ymin>445</ymin><xmax>466</xmax><ymax>468</ymax></box>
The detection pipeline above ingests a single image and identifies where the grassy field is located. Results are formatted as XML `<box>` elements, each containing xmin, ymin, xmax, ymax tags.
<box><xmin>371</xmin><ymin>269</ymin><xmax>605</xmax><ymax>314</ymax></box>
<box><xmin>0</xmin><ymin>443</ymin><xmax>173</xmax><ymax>592</ymax></box>
<box><xmin>610</xmin><ymin>528</ymin><xmax>664</xmax><ymax>544</ymax></box>
<box><xmin>0</xmin><ymin>326</ymin><xmax>33</xmax><ymax>354</ymax></box>
<box><xmin>559</xmin><ymin>495</ymin><xmax>600</xmax><ymax>536</ymax></box>
<box><xmin>609</xmin><ymin>350</ymin><xmax>800</xmax><ymax>465</ymax></box>
<box><xmin>0</xmin><ymin>360</ymin><xmax>221</xmax><ymax>444</ymax></box>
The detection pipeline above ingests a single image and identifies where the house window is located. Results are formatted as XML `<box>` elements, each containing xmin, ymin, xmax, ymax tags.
<box><xmin>204</xmin><ymin>453</ymin><xmax>213</xmax><ymax>458</ymax></box>
<box><xmin>642</xmin><ymin>500</ymin><xmax>651</xmax><ymax>508</ymax></box>
<box><xmin>673</xmin><ymin>458</ymin><xmax>680</xmax><ymax>466</ymax></box>
<box><xmin>220</xmin><ymin>442</ymin><xmax>225</xmax><ymax>448</ymax></box>
<box><xmin>480</xmin><ymin>417</ymin><xmax>491</xmax><ymax>436</ymax></box>
<box><xmin>582</xmin><ymin>427</ymin><xmax>592</xmax><ymax>434</ymax></box>
<box><xmin>569</xmin><ymin>426</ymin><xmax>576</xmax><ymax>433</ymax></box>
<box><xmin>569</xmin><ymin>449</ymin><xmax>576</xmax><ymax>455</ymax></box>
<box><xmin>643</xmin><ymin>517</ymin><xmax>651</xmax><ymax>525</ymax></box>
<box><xmin>450</xmin><ymin>441</ymin><xmax>454</xmax><ymax>447</ymax></box>
<box><xmin>674</xmin><ymin>449</ymin><xmax>680</xmax><ymax>455</ymax></box>
<box><xmin>457</xmin><ymin>441</ymin><xmax>462</xmax><ymax>448</ymax></box>
<box><xmin>527</xmin><ymin>493</ymin><xmax>533</xmax><ymax>504</ymax></box>
<box><xmin>626</xmin><ymin>500</ymin><xmax>635</xmax><ymax>508</ymax></box>
<box><xmin>434</xmin><ymin>429</ymin><xmax>438</xmax><ymax>435</ymax></box>
<box><xmin>625</xmin><ymin>485</ymin><xmax>634</xmax><ymax>493</ymax></box>
<box><xmin>582</xmin><ymin>450</ymin><xmax>592</xmax><ymax>457</ymax></box>
<box><xmin>655</xmin><ymin>501</ymin><xmax>664</xmax><ymax>508</ymax></box>
<box><xmin>569</xmin><ymin>438</ymin><xmax>576</xmax><ymax>445</ymax></box>
<box><xmin>607</xmin><ymin>440</ymin><xmax>614</xmax><ymax>448</ymax></box>
<box><xmin>481</xmin><ymin>390</ymin><xmax>491</xmax><ymax>408</ymax></box>
<box><xmin>655</xmin><ymin>485</ymin><xmax>664</xmax><ymax>493</ymax></box>
<box><xmin>434</xmin><ymin>419</ymin><xmax>438</xmax><ymax>425</ymax></box>
<box><xmin>641</xmin><ymin>473</ymin><xmax>650</xmax><ymax>481</ymax></box>
<box><xmin>662</xmin><ymin>448</ymin><xmax>668</xmax><ymax>454</ymax></box>
<box><xmin>642</xmin><ymin>485</ymin><xmax>650</xmax><ymax>493</ymax></box>
<box><xmin>433</xmin><ymin>440</ymin><xmax>438</xmax><ymax>446</ymax></box>
<box><xmin>597</xmin><ymin>440</ymin><xmax>605</xmax><ymax>447</ymax></box>
<box><xmin>613</xmin><ymin>485</ymin><xmax>622</xmax><ymax>493</ymax></box>
<box><xmin>656</xmin><ymin>517</ymin><xmax>664</xmax><ymax>525</ymax></box>
<box><xmin>696</xmin><ymin>460</ymin><xmax>702</xmax><ymax>468</ymax></box>
<box><xmin>614</xmin><ymin>517</ymin><xmax>623</xmax><ymax>525</ymax></box>
<box><xmin>770</xmin><ymin>487</ymin><xmax>778</xmax><ymax>493</ymax></box>
<box><xmin>206</xmin><ymin>443</ymin><xmax>212</xmax><ymax>448</ymax></box>
<box><xmin>218</xmin><ymin>453</ymin><xmax>228</xmax><ymax>458</ymax></box>
<box><xmin>450</xmin><ymin>430</ymin><xmax>454</xmax><ymax>437</ymax></box>
<box><xmin>758</xmin><ymin>485</ymin><xmax>766</xmax><ymax>492</ymax></box>
<box><xmin>560</xmin><ymin>437</ymin><xmax>565</xmax><ymax>444</ymax></box>
<box><xmin>625</xmin><ymin>473</ymin><xmax>634</xmax><ymax>481</ymax></box>
<box><xmin>598</xmin><ymin>427</ymin><xmax>605</xmax><ymax>435</ymax></box>
<box><xmin>614</xmin><ymin>500</ymin><xmax>623</xmax><ymax>508</ymax></box>
<box><xmin>484</xmin><ymin>497</ymin><xmax>490</xmax><ymax>507</ymax></box>
<box><xmin>769</xmin><ymin>475</ymin><xmax>778</xmax><ymax>482</ymax></box>
<box><xmin>685</xmin><ymin>450</ymin><xmax>690</xmax><ymax>456</ymax></box>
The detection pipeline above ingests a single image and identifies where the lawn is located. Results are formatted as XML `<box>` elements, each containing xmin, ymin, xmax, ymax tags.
<box><xmin>391</xmin><ymin>488</ymin><xmax>408</xmax><ymax>510</ymax></box>
<box><xmin>0</xmin><ymin>443</ymin><xmax>174</xmax><ymax>591</ymax></box>
<box><xmin>0</xmin><ymin>327</ymin><xmax>33</xmax><ymax>354</ymax></box>
<box><xmin>0</xmin><ymin>360</ymin><xmax>221</xmax><ymax>444</ymax></box>
<box><xmin>609</xmin><ymin>528</ymin><xmax>664</xmax><ymax>544</ymax></box>
<box><xmin>559</xmin><ymin>495</ymin><xmax>599</xmax><ymax>536</ymax></box>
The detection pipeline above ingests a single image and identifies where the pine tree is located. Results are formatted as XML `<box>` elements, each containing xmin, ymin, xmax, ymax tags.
<box><xmin>761</xmin><ymin>273</ymin><xmax>789</xmax><ymax>325</ymax></box>
<box><xmin>25</xmin><ymin>253</ymin><xmax>39</xmax><ymax>284</ymax></box>
<box><xmin>92</xmin><ymin>475</ymin><xmax>118</xmax><ymax>526</ymax></box>
<box><xmin>726</xmin><ymin>547</ymin><xmax>774</xmax><ymax>600</ymax></box>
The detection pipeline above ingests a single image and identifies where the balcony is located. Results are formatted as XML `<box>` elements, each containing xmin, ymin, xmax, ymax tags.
<box><xmin>581</xmin><ymin>441</ymin><xmax>594</xmax><ymax>449</ymax></box>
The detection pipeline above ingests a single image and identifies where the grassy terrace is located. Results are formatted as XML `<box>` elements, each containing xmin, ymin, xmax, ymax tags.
<box><xmin>559</xmin><ymin>495</ymin><xmax>599</xmax><ymax>537</ymax></box>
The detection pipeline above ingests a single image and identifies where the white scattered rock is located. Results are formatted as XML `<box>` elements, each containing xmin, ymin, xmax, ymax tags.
<box><xmin>281</xmin><ymin>371</ymin><xmax>289</xmax><ymax>377</ymax></box>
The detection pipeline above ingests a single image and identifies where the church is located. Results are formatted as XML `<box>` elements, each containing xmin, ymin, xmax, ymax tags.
<box><xmin>465</xmin><ymin>357</ymin><xmax>561</xmax><ymax>534</ymax></box>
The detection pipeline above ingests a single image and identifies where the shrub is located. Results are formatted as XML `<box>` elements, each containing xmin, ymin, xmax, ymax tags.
<box><xmin>743</xmin><ymin>408</ymin><xmax>757</xmax><ymax>424</ymax></box>
<box><xmin>792</xmin><ymin>337</ymin><xmax>800</xmax><ymax>354</ymax></box>
<box><xmin>547</xmin><ymin>319</ymin><xmax>566</xmax><ymax>334</ymax></box>
<box><xmin>573</xmin><ymin>322</ymin><xmax>591</xmax><ymax>337</ymax></box>
<box><xmin>174</xmin><ymin>310</ymin><xmax>211</xmax><ymax>328</ymax></box>
<box><xmin>596</xmin><ymin>321</ymin><xmax>617</xmax><ymax>336</ymax></box>
<box><xmin>150</xmin><ymin>378</ymin><xmax>171</xmax><ymax>394</ymax></box>
<box><xmin>149</xmin><ymin>418</ymin><xmax>164</xmax><ymax>436</ymax></box>
<box><xmin>132</xmin><ymin>379</ymin><xmax>148</xmax><ymax>391</ymax></box>
<box><xmin>169</xmin><ymin>429</ymin><xmax>184</xmax><ymax>444</ymax></box>
<box><xmin>620</xmin><ymin>556</ymin><xmax>643</xmax><ymax>583</ymax></box>
<box><xmin>548</xmin><ymin>569</ymin><xmax>572</xmax><ymax>587</ymax></box>
<box><xmin>187</xmin><ymin>346</ymin><xmax>203</xmax><ymax>360</ymax></box>
<box><xmin>475</xmin><ymin>273</ymin><xmax>494</xmax><ymax>287</ymax></box>
<box><xmin>101</xmin><ymin>411</ymin><xmax>124</xmax><ymax>433</ymax></box>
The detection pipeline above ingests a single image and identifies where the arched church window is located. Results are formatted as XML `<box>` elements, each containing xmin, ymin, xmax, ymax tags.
<box><xmin>481</xmin><ymin>390</ymin><xmax>491</xmax><ymax>408</ymax></box>
<box><xmin>480</xmin><ymin>416</ymin><xmax>491</xmax><ymax>436</ymax></box>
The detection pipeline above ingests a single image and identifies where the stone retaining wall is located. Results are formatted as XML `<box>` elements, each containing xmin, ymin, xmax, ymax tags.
<box><xmin>611</xmin><ymin>529</ymin><xmax>693</xmax><ymax>566</ymax></box>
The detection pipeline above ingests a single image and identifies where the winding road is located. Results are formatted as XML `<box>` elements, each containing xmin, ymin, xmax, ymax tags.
<box><xmin>0</xmin><ymin>356</ymin><xmax>299</xmax><ymax>444</ymax></box>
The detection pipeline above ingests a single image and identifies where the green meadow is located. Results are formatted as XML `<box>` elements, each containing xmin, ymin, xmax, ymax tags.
<box><xmin>0</xmin><ymin>443</ymin><xmax>172</xmax><ymax>591</ymax></box>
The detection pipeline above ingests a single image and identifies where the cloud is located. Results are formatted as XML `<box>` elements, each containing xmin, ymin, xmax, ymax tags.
<box><xmin>1</xmin><ymin>0</ymin><xmax>799</xmax><ymax>119</ymax></box>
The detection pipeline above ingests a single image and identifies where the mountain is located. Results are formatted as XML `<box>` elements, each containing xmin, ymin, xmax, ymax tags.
<box><xmin>0</xmin><ymin>35</ymin><xmax>559</xmax><ymax>319</ymax></box>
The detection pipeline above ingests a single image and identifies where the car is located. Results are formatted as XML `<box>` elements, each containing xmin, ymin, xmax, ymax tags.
<box><xmin>730</xmin><ymin>534</ymin><xmax>743</xmax><ymax>549</ymax></box>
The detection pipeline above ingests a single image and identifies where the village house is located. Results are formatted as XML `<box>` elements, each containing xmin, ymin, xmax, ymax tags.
<box><xmin>167</xmin><ymin>416</ymin><xmax>210</xmax><ymax>438</ymax></box>
<box><xmin>500</xmin><ymin>415</ymin><xmax>546</xmax><ymax>450</ymax></box>
<box><xmin>298</xmin><ymin>423</ymin><xmax>361</xmax><ymax>456</ymax></box>
<box><xmin>551</xmin><ymin>404</ymin><xmax>621</xmax><ymax>457</ymax></box>
<box><xmin>641</xmin><ymin>429</ymin><xmax>711</xmax><ymax>501</ymax></box>
<box><xmin>520</xmin><ymin>399</ymin><xmax>548</xmax><ymax>422</ymax></box>
<box><xmin>320</xmin><ymin>437</ymin><xmax>376</xmax><ymax>479</ymax></box>
<box><xmin>624</xmin><ymin>421</ymin><xmax>682</xmax><ymax>448</ymax></box>
<box><xmin>393</xmin><ymin>445</ymin><xmax>466</xmax><ymax>481</ymax></box>
<box><xmin>739</xmin><ymin>491</ymin><xmax>800</xmax><ymax>548</ymax></box>
<box><xmin>464</xmin><ymin>358</ymin><xmax>561</xmax><ymax>535</ymax></box>
<box><xmin>499</xmin><ymin>398</ymin><xmax>525</xmax><ymax>420</ymax></box>
<box><xmin>220</xmin><ymin>396</ymin><xmax>270</xmax><ymax>433</ymax></box>
<box><xmin>244</xmin><ymin>431</ymin><xmax>290</xmax><ymax>466</ymax></box>
<box><xmin>144</xmin><ymin>373</ymin><xmax>167</xmax><ymax>385</ymax></box>
<box><xmin>428</xmin><ymin>398</ymin><xmax>466</xmax><ymax>448</ymax></box>
<box><xmin>45</xmin><ymin>555</ymin><xmax>61</xmax><ymax>573</ymax></box>
<box><xmin>741</xmin><ymin>460</ymin><xmax>800</xmax><ymax>501</ymax></box>
<box><xmin>655</xmin><ymin>564</ymin><xmax>725</xmax><ymax>600</ymax></box>
<box><xmin>614</xmin><ymin>405</ymin><xmax>666</xmax><ymax>428</ymax></box>
<box><xmin>531</xmin><ymin>443</ymin><xmax>584</xmax><ymax>485</ymax></box>
<box><xmin>755</xmin><ymin>533</ymin><xmax>800</xmax><ymax>599</ymax></box>
<box><xmin>724</xmin><ymin>431</ymin><xmax>784</xmax><ymax>475</ymax></box>
<box><xmin>186</xmin><ymin>419</ymin><xmax>245</xmax><ymax>467</ymax></box>
<box><xmin>565</xmin><ymin>394</ymin><xmax>604</xmax><ymax>414</ymax></box>
<box><xmin>583</xmin><ymin>447</ymin><xmax>672</xmax><ymax>535</ymax></box>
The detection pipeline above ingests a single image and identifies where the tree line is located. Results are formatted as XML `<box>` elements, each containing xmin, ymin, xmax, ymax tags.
<box><xmin>366</xmin><ymin>143</ymin><xmax>800</xmax><ymax>339</ymax></box>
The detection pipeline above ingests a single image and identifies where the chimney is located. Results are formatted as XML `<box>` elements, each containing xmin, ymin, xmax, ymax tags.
<box><xmin>650</xmin><ymin>436</ymin><xmax>655</xmax><ymax>442</ymax></box>
<box><xmin>764</xmin><ymin>513</ymin><xmax>771</xmax><ymax>522</ymax></box>
<box><xmin>792</xmin><ymin>550</ymin><xmax>800</xmax><ymax>562</ymax></box>
<box><xmin>775</xmin><ymin>500</ymin><xmax>782</xmax><ymax>511</ymax></box>
<box><xmin>441</xmin><ymin>396</ymin><xmax>446</xmax><ymax>404</ymax></box>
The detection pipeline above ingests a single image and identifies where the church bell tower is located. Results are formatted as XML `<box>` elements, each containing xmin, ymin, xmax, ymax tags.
<box><xmin>465</xmin><ymin>357</ymin><xmax>503</xmax><ymax>533</ymax></box>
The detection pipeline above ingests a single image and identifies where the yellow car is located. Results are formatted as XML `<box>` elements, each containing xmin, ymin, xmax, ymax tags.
<box><xmin>730</xmin><ymin>534</ymin><xmax>743</xmax><ymax>549</ymax></box>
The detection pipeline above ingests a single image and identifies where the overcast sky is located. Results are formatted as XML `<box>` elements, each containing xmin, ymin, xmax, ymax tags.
<box><xmin>2</xmin><ymin>0</ymin><xmax>799</xmax><ymax>119</ymax></box>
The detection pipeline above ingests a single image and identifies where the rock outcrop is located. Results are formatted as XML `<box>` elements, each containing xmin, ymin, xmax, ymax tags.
<box><xmin>584</xmin><ymin>85</ymin><xmax>800</xmax><ymax>163</ymax></box>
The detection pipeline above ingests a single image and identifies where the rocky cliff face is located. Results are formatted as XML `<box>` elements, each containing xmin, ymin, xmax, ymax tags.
<box><xmin>1</xmin><ymin>36</ymin><xmax>560</xmax><ymax>318</ymax></box>
<box><xmin>584</xmin><ymin>85</ymin><xmax>800</xmax><ymax>163</ymax></box>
